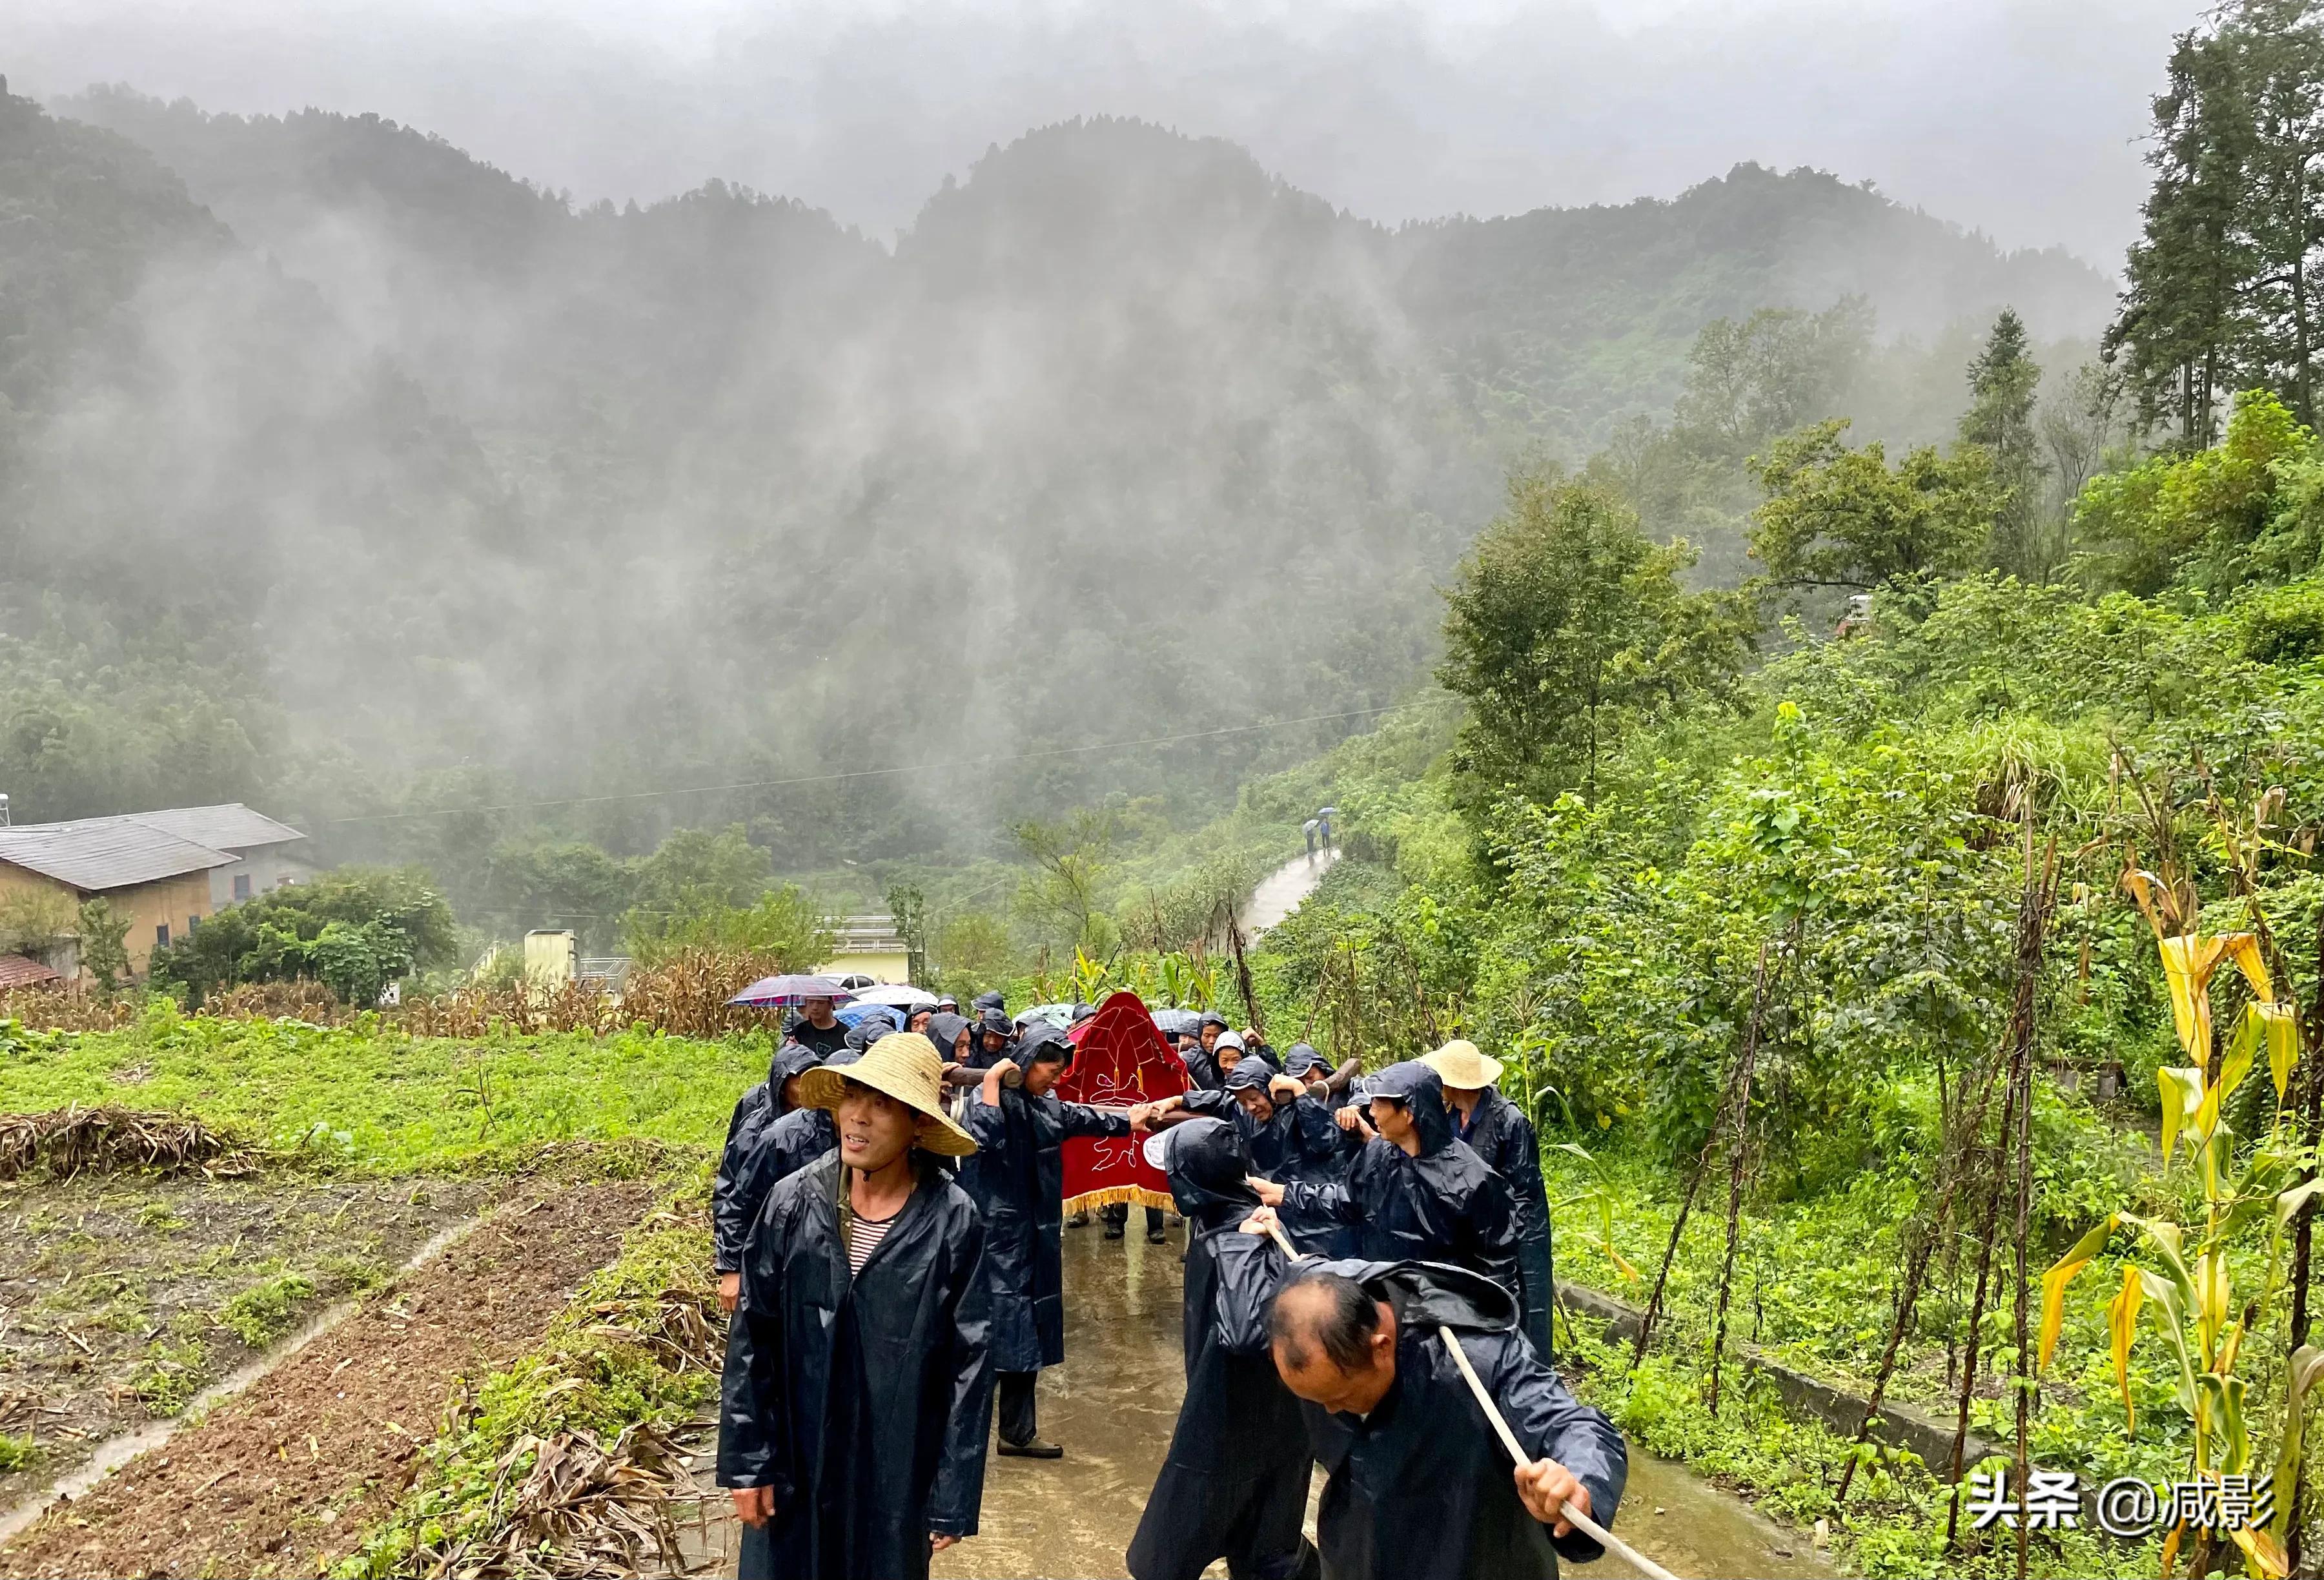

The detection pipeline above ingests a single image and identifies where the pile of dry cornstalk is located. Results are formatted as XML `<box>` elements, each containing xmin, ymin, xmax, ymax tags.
<box><xmin>0</xmin><ymin>1103</ymin><xmax>252</xmax><ymax>1180</ymax></box>
<box><xmin>415</xmin><ymin>1421</ymin><xmax>711</xmax><ymax>1578</ymax></box>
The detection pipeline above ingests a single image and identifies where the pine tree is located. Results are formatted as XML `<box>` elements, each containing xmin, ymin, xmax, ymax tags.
<box><xmin>1961</xmin><ymin>309</ymin><xmax>2052</xmax><ymax>579</ymax></box>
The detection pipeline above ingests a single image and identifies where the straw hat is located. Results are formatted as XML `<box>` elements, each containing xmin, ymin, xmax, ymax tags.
<box><xmin>796</xmin><ymin>1032</ymin><xmax>978</xmax><ymax>1156</ymax></box>
<box><xmin>1420</xmin><ymin>1038</ymin><xmax>1504</xmax><ymax>1092</ymax></box>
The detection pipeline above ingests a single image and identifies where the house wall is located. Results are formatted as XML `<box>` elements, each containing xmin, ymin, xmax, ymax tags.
<box><xmin>0</xmin><ymin>863</ymin><xmax>211</xmax><ymax>978</ymax></box>
<box><xmin>0</xmin><ymin>865</ymin><xmax>81</xmax><ymax>963</ymax></box>
<box><xmin>113</xmin><ymin>872</ymin><xmax>218</xmax><ymax>975</ymax></box>
<box><xmin>207</xmin><ymin>849</ymin><xmax>320</xmax><ymax>910</ymax></box>
<box><xmin>814</xmin><ymin>947</ymin><xmax>913</xmax><ymax>985</ymax></box>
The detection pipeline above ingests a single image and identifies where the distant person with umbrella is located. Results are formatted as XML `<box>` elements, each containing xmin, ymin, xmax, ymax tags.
<box><xmin>1303</xmin><ymin>817</ymin><xmax>1320</xmax><ymax>861</ymax></box>
<box><xmin>790</xmin><ymin>994</ymin><xmax>850</xmax><ymax>1057</ymax></box>
<box><xmin>1316</xmin><ymin>806</ymin><xmax>1336</xmax><ymax>852</ymax></box>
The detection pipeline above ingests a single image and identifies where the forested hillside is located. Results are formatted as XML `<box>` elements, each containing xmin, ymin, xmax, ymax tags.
<box><xmin>2</xmin><ymin>81</ymin><xmax>2115</xmax><ymax>884</ymax></box>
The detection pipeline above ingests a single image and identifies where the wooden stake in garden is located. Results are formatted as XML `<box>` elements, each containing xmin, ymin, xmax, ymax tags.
<box><xmin>1939</xmin><ymin>825</ymin><xmax>2057</xmax><ymax>1557</ymax></box>
<box><xmin>1633</xmin><ymin>940</ymin><xmax>1768</xmax><ymax>1371</ymax></box>
<box><xmin>1704</xmin><ymin>940</ymin><xmax>1773</xmax><ymax>1417</ymax></box>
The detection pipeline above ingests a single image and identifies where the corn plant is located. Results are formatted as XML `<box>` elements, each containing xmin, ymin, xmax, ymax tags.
<box><xmin>2040</xmin><ymin>868</ymin><xmax>2313</xmax><ymax>1577</ymax></box>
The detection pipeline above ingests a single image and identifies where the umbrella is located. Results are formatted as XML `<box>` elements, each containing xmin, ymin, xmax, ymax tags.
<box><xmin>835</xmin><ymin>1002</ymin><xmax>904</xmax><ymax>1029</ymax></box>
<box><xmin>1015</xmin><ymin>1002</ymin><xmax>1075</xmax><ymax>1030</ymax></box>
<box><xmin>729</xmin><ymin>973</ymin><xmax>856</xmax><ymax>1008</ymax></box>
<box><xmin>851</xmin><ymin>983</ymin><xmax>939</xmax><ymax>1010</ymax></box>
<box><xmin>1150</xmin><ymin>1007</ymin><xmax>1201</xmax><ymax>1037</ymax></box>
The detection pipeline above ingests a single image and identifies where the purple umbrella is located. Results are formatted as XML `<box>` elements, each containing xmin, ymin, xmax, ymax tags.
<box><xmin>729</xmin><ymin>973</ymin><xmax>856</xmax><ymax>1008</ymax></box>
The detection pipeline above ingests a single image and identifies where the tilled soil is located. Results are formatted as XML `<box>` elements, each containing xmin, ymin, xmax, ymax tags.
<box><xmin>0</xmin><ymin>1178</ymin><xmax>654</xmax><ymax>1579</ymax></box>
<box><xmin>0</xmin><ymin>1172</ymin><xmax>493</xmax><ymax>1507</ymax></box>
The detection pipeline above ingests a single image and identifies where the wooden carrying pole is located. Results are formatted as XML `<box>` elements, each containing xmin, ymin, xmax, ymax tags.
<box><xmin>1256</xmin><ymin>1220</ymin><xmax>1678</xmax><ymax>1580</ymax></box>
<box><xmin>1436</xmin><ymin>1326</ymin><xmax>1680</xmax><ymax>1580</ymax></box>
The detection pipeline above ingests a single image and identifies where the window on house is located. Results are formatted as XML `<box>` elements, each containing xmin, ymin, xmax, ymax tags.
<box><xmin>187</xmin><ymin>914</ymin><xmax>200</xmax><ymax>934</ymax></box>
<box><xmin>156</xmin><ymin>923</ymin><xmax>170</xmax><ymax>949</ymax></box>
<box><xmin>232</xmin><ymin>874</ymin><xmax>251</xmax><ymax>901</ymax></box>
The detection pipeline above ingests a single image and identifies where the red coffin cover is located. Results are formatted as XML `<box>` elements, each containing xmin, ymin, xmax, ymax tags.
<box><xmin>1055</xmin><ymin>990</ymin><xmax>1188</xmax><ymax>1213</ymax></box>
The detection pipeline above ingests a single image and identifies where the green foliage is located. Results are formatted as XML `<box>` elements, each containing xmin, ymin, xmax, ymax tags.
<box><xmin>623</xmin><ymin>883</ymin><xmax>833</xmax><ymax>969</ymax></box>
<box><xmin>217</xmin><ymin>1271</ymin><xmax>318</xmax><ymax>1348</ymax></box>
<box><xmin>2073</xmin><ymin>388</ymin><xmax>2324</xmax><ymax>594</ymax></box>
<box><xmin>147</xmin><ymin>868</ymin><xmax>456</xmax><ymax>1006</ymax></box>
<box><xmin>0</xmin><ymin>1014</ymin><xmax>762</xmax><ymax>1175</ymax></box>
<box><xmin>2108</xmin><ymin>1</ymin><xmax>2324</xmax><ymax>442</ymax></box>
<box><xmin>1748</xmin><ymin>418</ymin><xmax>1999</xmax><ymax>593</ymax></box>
<box><xmin>1012</xmin><ymin>810</ymin><xmax>1120</xmax><ymax>954</ymax></box>
<box><xmin>932</xmin><ymin>911</ymin><xmax>1014</xmax><ymax>1000</ymax></box>
<box><xmin>1440</xmin><ymin>470</ymin><xmax>1748</xmax><ymax>810</ymax></box>
<box><xmin>0</xmin><ymin>1431</ymin><xmax>38</xmax><ymax>1472</ymax></box>
<box><xmin>1961</xmin><ymin>308</ymin><xmax>2056</xmax><ymax>579</ymax></box>
<box><xmin>0</xmin><ymin>886</ymin><xmax>76</xmax><ymax>957</ymax></box>
<box><xmin>77</xmin><ymin>898</ymin><xmax>131</xmax><ymax>998</ymax></box>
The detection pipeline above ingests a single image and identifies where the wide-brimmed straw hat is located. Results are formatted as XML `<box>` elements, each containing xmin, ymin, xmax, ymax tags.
<box><xmin>1420</xmin><ymin>1038</ymin><xmax>1504</xmax><ymax>1092</ymax></box>
<box><xmin>796</xmin><ymin>1032</ymin><xmax>978</xmax><ymax>1156</ymax></box>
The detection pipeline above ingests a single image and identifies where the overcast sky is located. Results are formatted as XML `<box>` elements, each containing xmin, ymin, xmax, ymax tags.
<box><xmin>3</xmin><ymin>0</ymin><xmax>2201</xmax><ymax>268</ymax></box>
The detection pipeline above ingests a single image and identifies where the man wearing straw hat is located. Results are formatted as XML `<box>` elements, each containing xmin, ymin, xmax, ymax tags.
<box><xmin>1422</xmin><ymin>1039</ymin><xmax>1557</xmax><ymax>1359</ymax></box>
<box><xmin>719</xmin><ymin>1032</ymin><xmax>994</xmax><ymax>1580</ymax></box>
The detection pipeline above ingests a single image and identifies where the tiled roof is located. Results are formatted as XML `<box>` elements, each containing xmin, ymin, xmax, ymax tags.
<box><xmin>0</xmin><ymin>953</ymin><xmax>62</xmax><ymax>989</ymax></box>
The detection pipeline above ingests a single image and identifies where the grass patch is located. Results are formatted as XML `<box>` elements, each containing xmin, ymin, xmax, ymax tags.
<box><xmin>1562</xmin><ymin>1322</ymin><xmax>2159</xmax><ymax>1579</ymax></box>
<box><xmin>219</xmin><ymin>1271</ymin><xmax>318</xmax><ymax>1348</ymax></box>
<box><xmin>0</xmin><ymin>1431</ymin><xmax>39</xmax><ymax>1472</ymax></box>
<box><xmin>334</xmin><ymin>1180</ymin><xmax>720</xmax><ymax>1578</ymax></box>
<box><xmin>0</xmin><ymin>1012</ymin><xmax>763</xmax><ymax>1175</ymax></box>
<box><xmin>131</xmin><ymin>1333</ymin><xmax>212</xmax><ymax>1415</ymax></box>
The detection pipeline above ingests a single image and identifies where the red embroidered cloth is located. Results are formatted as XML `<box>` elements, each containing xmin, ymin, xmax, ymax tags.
<box><xmin>1056</xmin><ymin>990</ymin><xmax>1187</xmax><ymax>1211</ymax></box>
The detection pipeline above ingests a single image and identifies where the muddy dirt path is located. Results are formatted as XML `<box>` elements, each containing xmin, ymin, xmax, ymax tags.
<box><xmin>0</xmin><ymin>1179</ymin><xmax>654</xmax><ymax>1579</ymax></box>
<box><xmin>678</xmin><ymin>1221</ymin><xmax>1831</xmax><ymax>1579</ymax></box>
<box><xmin>1239</xmin><ymin>847</ymin><xmax>1339</xmax><ymax>937</ymax></box>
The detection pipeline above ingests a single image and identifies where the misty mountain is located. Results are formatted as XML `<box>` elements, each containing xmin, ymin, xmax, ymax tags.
<box><xmin>3</xmin><ymin>84</ymin><xmax>2117</xmax><ymax>868</ymax></box>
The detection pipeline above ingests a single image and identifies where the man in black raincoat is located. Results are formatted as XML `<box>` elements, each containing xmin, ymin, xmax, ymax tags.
<box><xmin>1423</xmin><ymin>1041</ymin><xmax>1557</xmax><ymax>1358</ymax></box>
<box><xmin>962</xmin><ymin>1008</ymin><xmax>1015</xmax><ymax>1071</ymax></box>
<box><xmin>1267</xmin><ymin>1257</ymin><xmax>1626</xmax><ymax>1580</ymax></box>
<box><xmin>715</xmin><ymin>1041</ymin><xmax>830</xmax><ymax>1311</ymax></box>
<box><xmin>1154</xmin><ymin>1063</ymin><xmax>1342</xmax><ymax>1193</ymax></box>
<box><xmin>1254</xmin><ymin>1061</ymin><xmax>1517</xmax><ymax>1298</ymax></box>
<box><xmin>1126</xmin><ymin>1120</ymin><xmax>1320</xmax><ymax>1580</ymax></box>
<box><xmin>719</xmin><ymin>1032</ymin><xmax>994</xmax><ymax>1580</ymax></box>
<box><xmin>958</xmin><ymin>1021</ymin><xmax>1154</xmax><ymax>1457</ymax></box>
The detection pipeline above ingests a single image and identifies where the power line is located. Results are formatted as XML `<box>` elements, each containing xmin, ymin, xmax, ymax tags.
<box><xmin>323</xmin><ymin>700</ymin><xmax>1441</xmax><ymax>826</ymax></box>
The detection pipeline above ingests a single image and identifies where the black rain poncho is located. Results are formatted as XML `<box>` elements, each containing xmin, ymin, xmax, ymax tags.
<box><xmin>1451</xmin><ymin>1087</ymin><xmax>1556</xmax><ymax>1357</ymax></box>
<box><xmin>713</xmin><ymin>1046</ymin><xmax>852</xmax><ymax>1274</ymax></box>
<box><xmin>924</xmin><ymin>1012</ymin><xmax>972</xmax><ymax>1065</ymax></box>
<box><xmin>1128</xmin><ymin>1120</ymin><xmax>1316</xmax><ymax>1580</ymax></box>
<box><xmin>955</xmin><ymin>1023</ymin><xmax>1132</xmax><ymax>1371</ymax></box>
<box><xmin>1291</xmin><ymin>1259</ymin><xmax>1626</xmax><ymax>1580</ymax></box>
<box><xmin>1185</xmin><ymin>1067</ymin><xmax>1343</xmax><ymax>1189</ymax></box>
<box><xmin>718</xmin><ymin>1150</ymin><xmax>994</xmax><ymax>1580</ymax></box>
<box><xmin>1281</xmin><ymin>1062</ymin><xmax>1518</xmax><ymax>1298</ymax></box>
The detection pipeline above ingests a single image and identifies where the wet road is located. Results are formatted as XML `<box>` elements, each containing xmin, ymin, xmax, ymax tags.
<box><xmin>684</xmin><ymin>1220</ymin><xmax>1833</xmax><ymax>1579</ymax></box>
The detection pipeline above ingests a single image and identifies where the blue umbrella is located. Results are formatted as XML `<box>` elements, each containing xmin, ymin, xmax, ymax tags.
<box><xmin>835</xmin><ymin>1003</ymin><xmax>902</xmax><ymax>1031</ymax></box>
<box><xmin>729</xmin><ymin>973</ymin><xmax>855</xmax><ymax>1008</ymax></box>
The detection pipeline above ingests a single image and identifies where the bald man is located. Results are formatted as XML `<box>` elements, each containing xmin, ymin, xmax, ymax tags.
<box><xmin>1264</xmin><ymin>1256</ymin><xmax>1626</xmax><ymax>1580</ymax></box>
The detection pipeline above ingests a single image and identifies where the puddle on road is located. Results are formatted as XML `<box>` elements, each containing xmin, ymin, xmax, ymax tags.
<box><xmin>684</xmin><ymin>1219</ymin><xmax>1832</xmax><ymax>1578</ymax></box>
